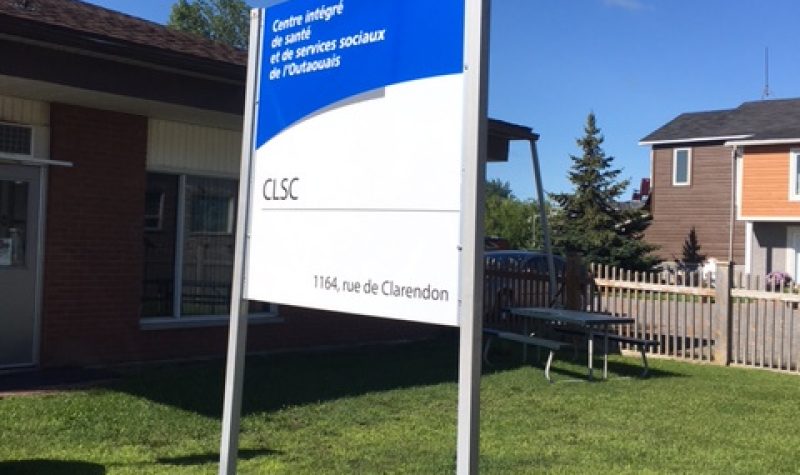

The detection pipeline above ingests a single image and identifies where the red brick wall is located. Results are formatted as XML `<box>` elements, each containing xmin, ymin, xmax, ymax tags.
<box><xmin>132</xmin><ymin>307</ymin><xmax>446</xmax><ymax>365</ymax></box>
<box><xmin>40</xmin><ymin>104</ymin><xmax>441</xmax><ymax>367</ymax></box>
<box><xmin>42</xmin><ymin>104</ymin><xmax>148</xmax><ymax>365</ymax></box>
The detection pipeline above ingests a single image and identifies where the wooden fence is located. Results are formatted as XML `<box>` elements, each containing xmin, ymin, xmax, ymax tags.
<box><xmin>589</xmin><ymin>262</ymin><xmax>800</xmax><ymax>372</ymax></box>
<box><xmin>482</xmin><ymin>257</ymin><xmax>800</xmax><ymax>373</ymax></box>
<box><xmin>483</xmin><ymin>261</ymin><xmax>564</xmax><ymax>332</ymax></box>
<box><xmin>590</xmin><ymin>264</ymin><xmax>717</xmax><ymax>363</ymax></box>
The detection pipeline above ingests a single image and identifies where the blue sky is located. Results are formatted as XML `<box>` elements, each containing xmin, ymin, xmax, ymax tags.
<box><xmin>85</xmin><ymin>0</ymin><xmax>800</xmax><ymax>199</ymax></box>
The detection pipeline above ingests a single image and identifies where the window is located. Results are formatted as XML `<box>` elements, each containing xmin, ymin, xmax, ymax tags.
<box><xmin>144</xmin><ymin>190</ymin><xmax>165</xmax><ymax>231</ymax></box>
<box><xmin>189</xmin><ymin>194</ymin><xmax>234</xmax><ymax>234</ymax></box>
<box><xmin>673</xmin><ymin>148</ymin><xmax>691</xmax><ymax>186</ymax></box>
<box><xmin>0</xmin><ymin>179</ymin><xmax>28</xmax><ymax>267</ymax></box>
<box><xmin>0</xmin><ymin>123</ymin><xmax>32</xmax><ymax>157</ymax></box>
<box><xmin>142</xmin><ymin>173</ymin><xmax>271</xmax><ymax>321</ymax></box>
<box><xmin>790</xmin><ymin>149</ymin><xmax>800</xmax><ymax>201</ymax></box>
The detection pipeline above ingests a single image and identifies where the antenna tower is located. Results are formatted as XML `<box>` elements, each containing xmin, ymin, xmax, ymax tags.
<box><xmin>762</xmin><ymin>47</ymin><xmax>771</xmax><ymax>100</ymax></box>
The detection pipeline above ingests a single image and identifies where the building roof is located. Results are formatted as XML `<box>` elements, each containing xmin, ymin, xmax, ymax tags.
<box><xmin>0</xmin><ymin>0</ymin><xmax>246</xmax><ymax>74</ymax></box>
<box><xmin>0</xmin><ymin>0</ymin><xmax>538</xmax><ymax>138</ymax></box>
<box><xmin>641</xmin><ymin>98</ymin><xmax>800</xmax><ymax>144</ymax></box>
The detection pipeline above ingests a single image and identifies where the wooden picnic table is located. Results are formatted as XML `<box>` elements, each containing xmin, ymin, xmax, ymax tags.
<box><xmin>509</xmin><ymin>307</ymin><xmax>635</xmax><ymax>380</ymax></box>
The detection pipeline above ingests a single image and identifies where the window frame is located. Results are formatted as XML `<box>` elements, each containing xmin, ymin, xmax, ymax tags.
<box><xmin>789</xmin><ymin>149</ymin><xmax>800</xmax><ymax>201</ymax></box>
<box><xmin>672</xmin><ymin>147</ymin><xmax>692</xmax><ymax>186</ymax></box>
<box><xmin>141</xmin><ymin>171</ymin><xmax>276</xmax><ymax>325</ymax></box>
<box><xmin>0</xmin><ymin>121</ymin><xmax>34</xmax><ymax>159</ymax></box>
<box><xmin>143</xmin><ymin>190</ymin><xmax>165</xmax><ymax>231</ymax></box>
<box><xmin>188</xmin><ymin>193</ymin><xmax>235</xmax><ymax>235</ymax></box>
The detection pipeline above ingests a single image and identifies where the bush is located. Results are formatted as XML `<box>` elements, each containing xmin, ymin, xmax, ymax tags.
<box><xmin>766</xmin><ymin>271</ymin><xmax>792</xmax><ymax>290</ymax></box>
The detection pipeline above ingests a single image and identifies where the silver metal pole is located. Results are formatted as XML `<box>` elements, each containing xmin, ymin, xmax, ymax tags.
<box><xmin>728</xmin><ymin>145</ymin><xmax>738</xmax><ymax>262</ymax></box>
<box><xmin>529</xmin><ymin>139</ymin><xmax>557</xmax><ymax>305</ymax></box>
<box><xmin>456</xmin><ymin>0</ymin><xmax>489</xmax><ymax>473</ymax></box>
<box><xmin>219</xmin><ymin>9</ymin><xmax>263</xmax><ymax>475</ymax></box>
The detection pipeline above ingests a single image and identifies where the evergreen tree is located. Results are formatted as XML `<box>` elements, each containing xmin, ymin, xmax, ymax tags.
<box><xmin>550</xmin><ymin>112</ymin><xmax>659</xmax><ymax>271</ymax></box>
<box><xmin>678</xmin><ymin>227</ymin><xmax>706</xmax><ymax>268</ymax></box>
<box><xmin>168</xmin><ymin>0</ymin><xmax>250</xmax><ymax>49</ymax></box>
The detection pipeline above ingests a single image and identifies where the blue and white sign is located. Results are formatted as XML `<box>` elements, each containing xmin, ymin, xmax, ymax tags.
<box><xmin>245</xmin><ymin>0</ymin><xmax>467</xmax><ymax>326</ymax></box>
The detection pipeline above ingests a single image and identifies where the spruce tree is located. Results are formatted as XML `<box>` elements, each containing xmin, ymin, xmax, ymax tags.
<box><xmin>550</xmin><ymin>112</ymin><xmax>659</xmax><ymax>271</ymax></box>
<box><xmin>678</xmin><ymin>227</ymin><xmax>706</xmax><ymax>269</ymax></box>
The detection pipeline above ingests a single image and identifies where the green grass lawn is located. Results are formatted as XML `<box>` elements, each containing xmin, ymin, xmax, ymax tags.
<box><xmin>2</xmin><ymin>336</ymin><xmax>800</xmax><ymax>474</ymax></box>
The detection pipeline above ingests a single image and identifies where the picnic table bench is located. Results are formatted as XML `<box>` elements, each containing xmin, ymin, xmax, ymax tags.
<box><xmin>554</xmin><ymin>327</ymin><xmax>659</xmax><ymax>377</ymax></box>
<box><xmin>482</xmin><ymin>328</ymin><xmax>572</xmax><ymax>382</ymax></box>
<box><xmin>508</xmin><ymin>307</ymin><xmax>636</xmax><ymax>380</ymax></box>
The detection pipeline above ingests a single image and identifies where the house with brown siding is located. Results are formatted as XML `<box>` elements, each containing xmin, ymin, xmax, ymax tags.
<box><xmin>641</xmin><ymin>98</ymin><xmax>800</xmax><ymax>277</ymax></box>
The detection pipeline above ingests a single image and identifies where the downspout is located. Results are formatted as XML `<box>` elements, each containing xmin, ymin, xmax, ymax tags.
<box><xmin>728</xmin><ymin>145</ymin><xmax>739</xmax><ymax>263</ymax></box>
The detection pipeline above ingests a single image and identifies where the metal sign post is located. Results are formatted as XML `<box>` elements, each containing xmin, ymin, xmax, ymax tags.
<box><xmin>219</xmin><ymin>9</ymin><xmax>263</xmax><ymax>475</ymax></box>
<box><xmin>456</xmin><ymin>1</ymin><xmax>489</xmax><ymax>473</ymax></box>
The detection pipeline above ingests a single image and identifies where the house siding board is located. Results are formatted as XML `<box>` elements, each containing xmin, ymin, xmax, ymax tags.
<box><xmin>147</xmin><ymin>119</ymin><xmax>241</xmax><ymax>176</ymax></box>
<box><xmin>646</xmin><ymin>145</ymin><xmax>745</xmax><ymax>263</ymax></box>
<box><xmin>0</xmin><ymin>95</ymin><xmax>49</xmax><ymax>125</ymax></box>
<box><xmin>741</xmin><ymin>145</ymin><xmax>800</xmax><ymax>218</ymax></box>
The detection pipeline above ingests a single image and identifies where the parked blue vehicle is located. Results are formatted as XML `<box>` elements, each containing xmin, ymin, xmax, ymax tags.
<box><xmin>484</xmin><ymin>250</ymin><xmax>565</xmax><ymax>318</ymax></box>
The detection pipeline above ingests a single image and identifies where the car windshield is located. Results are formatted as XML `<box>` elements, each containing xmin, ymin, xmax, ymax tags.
<box><xmin>486</xmin><ymin>252</ymin><xmax>560</xmax><ymax>272</ymax></box>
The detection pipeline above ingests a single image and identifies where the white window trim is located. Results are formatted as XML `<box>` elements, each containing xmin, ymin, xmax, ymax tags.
<box><xmin>140</xmin><ymin>314</ymin><xmax>282</xmax><ymax>331</ymax></box>
<box><xmin>789</xmin><ymin>149</ymin><xmax>800</xmax><ymax>201</ymax></box>
<box><xmin>672</xmin><ymin>148</ymin><xmax>692</xmax><ymax>186</ymax></box>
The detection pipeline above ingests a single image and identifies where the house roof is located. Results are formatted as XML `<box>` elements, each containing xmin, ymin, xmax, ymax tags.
<box><xmin>641</xmin><ymin>98</ymin><xmax>800</xmax><ymax>145</ymax></box>
<box><xmin>0</xmin><ymin>0</ymin><xmax>247</xmax><ymax>77</ymax></box>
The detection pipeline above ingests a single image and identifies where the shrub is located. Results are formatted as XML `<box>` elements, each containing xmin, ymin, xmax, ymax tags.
<box><xmin>766</xmin><ymin>271</ymin><xmax>792</xmax><ymax>290</ymax></box>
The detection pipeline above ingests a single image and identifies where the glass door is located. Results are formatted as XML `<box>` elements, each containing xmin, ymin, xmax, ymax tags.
<box><xmin>0</xmin><ymin>164</ymin><xmax>40</xmax><ymax>368</ymax></box>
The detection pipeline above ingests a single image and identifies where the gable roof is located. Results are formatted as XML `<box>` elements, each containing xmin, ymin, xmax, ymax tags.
<box><xmin>0</xmin><ymin>0</ymin><xmax>246</xmax><ymax>77</ymax></box>
<box><xmin>641</xmin><ymin>98</ymin><xmax>800</xmax><ymax>145</ymax></box>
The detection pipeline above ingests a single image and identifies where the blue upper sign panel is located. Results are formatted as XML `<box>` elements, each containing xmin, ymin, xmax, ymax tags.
<box><xmin>257</xmin><ymin>0</ymin><xmax>465</xmax><ymax>148</ymax></box>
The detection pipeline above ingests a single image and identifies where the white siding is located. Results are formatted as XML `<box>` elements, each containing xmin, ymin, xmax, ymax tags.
<box><xmin>0</xmin><ymin>95</ymin><xmax>49</xmax><ymax>126</ymax></box>
<box><xmin>0</xmin><ymin>95</ymin><xmax>50</xmax><ymax>159</ymax></box>
<box><xmin>147</xmin><ymin>119</ymin><xmax>242</xmax><ymax>176</ymax></box>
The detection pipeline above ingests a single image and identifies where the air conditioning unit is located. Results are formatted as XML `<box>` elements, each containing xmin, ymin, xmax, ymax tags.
<box><xmin>0</xmin><ymin>122</ymin><xmax>33</xmax><ymax>158</ymax></box>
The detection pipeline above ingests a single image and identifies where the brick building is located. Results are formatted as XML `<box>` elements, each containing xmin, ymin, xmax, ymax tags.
<box><xmin>0</xmin><ymin>0</ymin><xmax>449</xmax><ymax>369</ymax></box>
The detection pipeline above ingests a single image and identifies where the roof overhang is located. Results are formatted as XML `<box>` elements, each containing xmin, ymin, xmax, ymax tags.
<box><xmin>487</xmin><ymin>119</ymin><xmax>539</xmax><ymax>162</ymax></box>
<box><xmin>724</xmin><ymin>138</ymin><xmax>800</xmax><ymax>147</ymax></box>
<box><xmin>638</xmin><ymin>134</ymin><xmax>752</xmax><ymax>146</ymax></box>
<box><xmin>0</xmin><ymin>13</ymin><xmax>245</xmax><ymax>81</ymax></box>
<box><xmin>0</xmin><ymin>74</ymin><xmax>243</xmax><ymax>130</ymax></box>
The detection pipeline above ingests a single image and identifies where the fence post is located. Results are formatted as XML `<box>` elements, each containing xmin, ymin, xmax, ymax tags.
<box><xmin>564</xmin><ymin>252</ymin><xmax>583</xmax><ymax>310</ymax></box>
<box><xmin>713</xmin><ymin>261</ymin><xmax>733</xmax><ymax>365</ymax></box>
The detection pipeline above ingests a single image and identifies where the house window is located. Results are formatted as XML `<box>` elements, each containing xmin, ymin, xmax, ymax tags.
<box><xmin>142</xmin><ymin>172</ymin><xmax>271</xmax><ymax>320</ymax></box>
<box><xmin>144</xmin><ymin>190</ymin><xmax>165</xmax><ymax>231</ymax></box>
<box><xmin>673</xmin><ymin>148</ymin><xmax>691</xmax><ymax>186</ymax></box>
<box><xmin>189</xmin><ymin>194</ymin><xmax>234</xmax><ymax>234</ymax></box>
<box><xmin>0</xmin><ymin>123</ymin><xmax>32</xmax><ymax>156</ymax></box>
<box><xmin>790</xmin><ymin>149</ymin><xmax>800</xmax><ymax>201</ymax></box>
